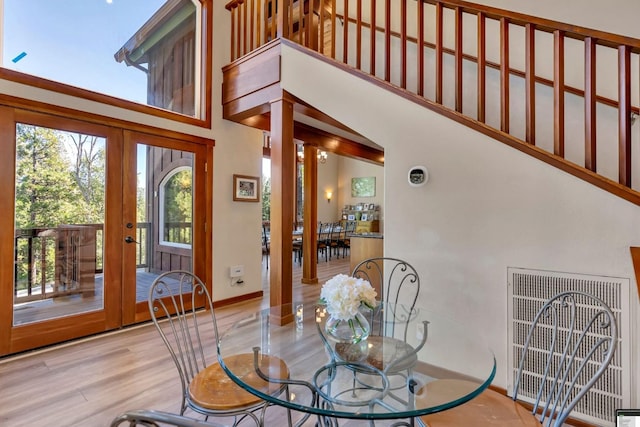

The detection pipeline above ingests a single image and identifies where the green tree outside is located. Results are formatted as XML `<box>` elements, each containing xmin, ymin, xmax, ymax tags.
<box><xmin>14</xmin><ymin>124</ymin><xmax>106</xmax><ymax>291</ymax></box>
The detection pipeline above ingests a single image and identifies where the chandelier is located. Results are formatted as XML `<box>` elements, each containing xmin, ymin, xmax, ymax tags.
<box><xmin>297</xmin><ymin>149</ymin><xmax>328</xmax><ymax>164</ymax></box>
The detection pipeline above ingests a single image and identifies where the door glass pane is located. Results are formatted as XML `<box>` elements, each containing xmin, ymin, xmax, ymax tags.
<box><xmin>13</xmin><ymin>124</ymin><xmax>105</xmax><ymax>325</ymax></box>
<box><xmin>135</xmin><ymin>144</ymin><xmax>193</xmax><ymax>302</ymax></box>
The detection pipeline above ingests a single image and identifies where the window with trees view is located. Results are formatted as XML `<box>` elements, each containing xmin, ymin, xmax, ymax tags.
<box><xmin>1</xmin><ymin>0</ymin><xmax>202</xmax><ymax>118</ymax></box>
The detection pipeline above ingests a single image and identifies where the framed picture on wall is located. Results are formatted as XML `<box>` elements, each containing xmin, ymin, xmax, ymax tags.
<box><xmin>361</xmin><ymin>213</ymin><xmax>368</xmax><ymax>221</ymax></box>
<box><xmin>233</xmin><ymin>174</ymin><xmax>260</xmax><ymax>202</ymax></box>
<box><xmin>351</xmin><ymin>177</ymin><xmax>376</xmax><ymax>197</ymax></box>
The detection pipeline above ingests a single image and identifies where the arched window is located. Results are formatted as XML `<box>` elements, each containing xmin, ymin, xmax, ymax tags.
<box><xmin>159</xmin><ymin>167</ymin><xmax>192</xmax><ymax>248</ymax></box>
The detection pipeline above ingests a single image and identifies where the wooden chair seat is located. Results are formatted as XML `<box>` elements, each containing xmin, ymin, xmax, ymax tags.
<box><xmin>419</xmin><ymin>381</ymin><xmax>539</xmax><ymax>427</ymax></box>
<box><xmin>189</xmin><ymin>353</ymin><xmax>289</xmax><ymax>411</ymax></box>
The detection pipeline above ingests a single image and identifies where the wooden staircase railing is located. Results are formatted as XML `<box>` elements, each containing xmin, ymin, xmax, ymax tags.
<box><xmin>225</xmin><ymin>0</ymin><xmax>640</xmax><ymax>205</ymax></box>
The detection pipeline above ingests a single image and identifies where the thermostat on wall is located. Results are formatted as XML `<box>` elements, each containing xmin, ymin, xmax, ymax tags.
<box><xmin>408</xmin><ymin>166</ymin><xmax>428</xmax><ymax>187</ymax></box>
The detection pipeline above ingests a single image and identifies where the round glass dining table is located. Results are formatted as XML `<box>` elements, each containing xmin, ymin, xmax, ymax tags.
<box><xmin>217</xmin><ymin>302</ymin><xmax>496</xmax><ymax>424</ymax></box>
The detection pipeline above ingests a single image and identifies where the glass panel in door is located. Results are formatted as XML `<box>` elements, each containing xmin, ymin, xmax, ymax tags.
<box><xmin>123</xmin><ymin>135</ymin><xmax>200</xmax><ymax>324</ymax></box>
<box><xmin>13</xmin><ymin>124</ymin><xmax>105</xmax><ymax>325</ymax></box>
<box><xmin>136</xmin><ymin>143</ymin><xmax>193</xmax><ymax>301</ymax></box>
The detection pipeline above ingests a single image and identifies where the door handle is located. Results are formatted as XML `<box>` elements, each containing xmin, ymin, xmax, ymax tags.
<box><xmin>124</xmin><ymin>236</ymin><xmax>138</xmax><ymax>244</ymax></box>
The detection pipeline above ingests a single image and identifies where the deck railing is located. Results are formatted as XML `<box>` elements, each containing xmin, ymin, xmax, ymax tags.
<box><xmin>13</xmin><ymin>222</ymin><xmax>166</xmax><ymax>304</ymax></box>
<box><xmin>226</xmin><ymin>0</ymin><xmax>640</xmax><ymax>204</ymax></box>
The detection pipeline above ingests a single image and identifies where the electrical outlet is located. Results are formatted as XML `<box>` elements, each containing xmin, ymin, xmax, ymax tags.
<box><xmin>230</xmin><ymin>265</ymin><xmax>244</xmax><ymax>278</ymax></box>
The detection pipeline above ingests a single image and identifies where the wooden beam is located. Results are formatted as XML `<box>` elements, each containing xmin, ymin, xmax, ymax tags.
<box><xmin>302</xmin><ymin>144</ymin><xmax>319</xmax><ymax>284</ymax></box>
<box><xmin>269</xmin><ymin>95</ymin><xmax>295</xmax><ymax>325</ymax></box>
<box><xmin>294</xmin><ymin>123</ymin><xmax>384</xmax><ymax>165</ymax></box>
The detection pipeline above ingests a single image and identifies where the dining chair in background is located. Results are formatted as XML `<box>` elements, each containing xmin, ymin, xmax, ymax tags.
<box><xmin>148</xmin><ymin>271</ymin><xmax>292</xmax><ymax>427</ymax></box>
<box><xmin>316</xmin><ymin>222</ymin><xmax>332</xmax><ymax>262</ymax></box>
<box><xmin>338</xmin><ymin>220</ymin><xmax>356</xmax><ymax>258</ymax></box>
<box><xmin>421</xmin><ymin>290</ymin><xmax>618</xmax><ymax>427</ymax></box>
<box><xmin>292</xmin><ymin>238</ymin><xmax>303</xmax><ymax>266</ymax></box>
<box><xmin>328</xmin><ymin>221</ymin><xmax>342</xmax><ymax>259</ymax></box>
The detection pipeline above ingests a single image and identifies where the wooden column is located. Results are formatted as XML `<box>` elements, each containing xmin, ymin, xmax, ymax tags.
<box><xmin>269</xmin><ymin>95</ymin><xmax>295</xmax><ymax>325</ymax></box>
<box><xmin>302</xmin><ymin>144</ymin><xmax>318</xmax><ymax>284</ymax></box>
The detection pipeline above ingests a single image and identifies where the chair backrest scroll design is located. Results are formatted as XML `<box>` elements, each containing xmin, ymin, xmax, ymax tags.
<box><xmin>351</xmin><ymin>257</ymin><xmax>420</xmax><ymax>339</ymax></box>
<box><xmin>148</xmin><ymin>270</ymin><xmax>219</xmax><ymax>413</ymax></box>
<box><xmin>512</xmin><ymin>290</ymin><xmax>618</xmax><ymax>427</ymax></box>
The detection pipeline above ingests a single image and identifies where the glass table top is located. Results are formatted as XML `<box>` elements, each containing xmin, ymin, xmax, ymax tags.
<box><xmin>217</xmin><ymin>302</ymin><xmax>496</xmax><ymax>421</ymax></box>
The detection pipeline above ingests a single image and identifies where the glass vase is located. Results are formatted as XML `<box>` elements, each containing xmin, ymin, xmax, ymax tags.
<box><xmin>325</xmin><ymin>311</ymin><xmax>370</xmax><ymax>344</ymax></box>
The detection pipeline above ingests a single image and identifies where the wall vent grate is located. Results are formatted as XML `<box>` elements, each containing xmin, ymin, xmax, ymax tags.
<box><xmin>507</xmin><ymin>268</ymin><xmax>630</xmax><ymax>426</ymax></box>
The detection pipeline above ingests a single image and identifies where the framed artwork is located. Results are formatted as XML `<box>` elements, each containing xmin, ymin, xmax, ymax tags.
<box><xmin>233</xmin><ymin>174</ymin><xmax>260</xmax><ymax>202</ymax></box>
<box><xmin>351</xmin><ymin>177</ymin><xmax>376</xmax><ymax>197</ymax></box>
<box><xmin>347</xmin><ymin>214</ymin><xmax>356</xmax><ymax>221</ymax></box>
<box><xmin>368</xmin><ymin>203</ymin><xmax>375</xmax><ymax>210</ymax></box>
<box><xmin>361</xmin><ymin>213</ymin><xmax>368</xmax><ymax>221</ymax></box>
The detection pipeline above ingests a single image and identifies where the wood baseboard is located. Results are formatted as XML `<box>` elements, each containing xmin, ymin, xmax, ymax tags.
<box><xmin>214</xmin><ymin>291</ymin><xmax>263</xmax><ymax>308</ymax></box>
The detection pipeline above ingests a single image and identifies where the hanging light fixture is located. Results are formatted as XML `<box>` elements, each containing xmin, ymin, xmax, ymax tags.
<box><xmin>317</xmin><ymin>150</ymin><xmax>328</xmax><ymax>164</ymax></box>
<box><xmin>297</xmin><ymin>148</ymin><xmax>328</xmax><ymax>163</ymax></box>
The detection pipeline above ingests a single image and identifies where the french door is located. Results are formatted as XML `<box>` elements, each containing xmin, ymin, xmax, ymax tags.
<box><xmin>0</xmin><ymin>107</ymin><xmax>210</xmax><ymax>356</ymax></box>
<box><xmin>121</xmin><ymin>131</ymin><xmax>209</xmax><ymax>324</ymax></box>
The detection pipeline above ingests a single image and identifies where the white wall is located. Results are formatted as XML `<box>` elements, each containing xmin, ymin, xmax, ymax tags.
<box><xmin>317</xmin><ymin>152</ymin><xmax>340</xmax><ymax>223</ymax></box>
<box><xmin>208</xmin><ymin>1</ymin><xmax>265</xmax><ymax>300</ymax></box>
<box><xmin>281</xmin><ymin>44</ymin><xmax>640</xmax><ymax>406</ymax></box>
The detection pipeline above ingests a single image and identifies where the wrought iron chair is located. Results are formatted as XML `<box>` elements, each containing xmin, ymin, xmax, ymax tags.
<box><xmin>421</xmin><ymin>290</ymin><xmax>618</xmax><ymax>427</ymax></box>
<box><xmin>110</xmin><ymin>409</ymin><xmax>227</xmax><ymax>427</ymax></box>
<box><xmin>351</xmin><ymin>257</ymin><xmax>421</xmax><ymax>317</ymax></box>
<box><xmin>348</xmin><ymin>258</ymin><xmax>421</xmax><ymax>367</ymax></box>
<box><xmin>512</xmin><ymin>290</ymin><xmax>618</xmax><ymax>426</ymax></box>
<box><xmin>325</xmin><ymin>258</ymin><xmax>422</xmax><ymax>420</ymax></box>
<box><xmin>149</xmin><ymin>271</ymin><xmax>291</xmax><ymax>427</ymax></box>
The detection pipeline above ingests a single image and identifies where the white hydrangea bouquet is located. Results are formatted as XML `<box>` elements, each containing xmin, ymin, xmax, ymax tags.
<box><xmin>320</xmin><ymin>274</ymin><xmax>377</xmax><ymax>343</ymax></box>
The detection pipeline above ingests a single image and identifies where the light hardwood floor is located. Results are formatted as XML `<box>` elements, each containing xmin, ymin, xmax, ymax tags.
<box><xmin>0</xmin><ymin>256</ymin><xmax>361</xmax><ymax>427</ymax></box>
